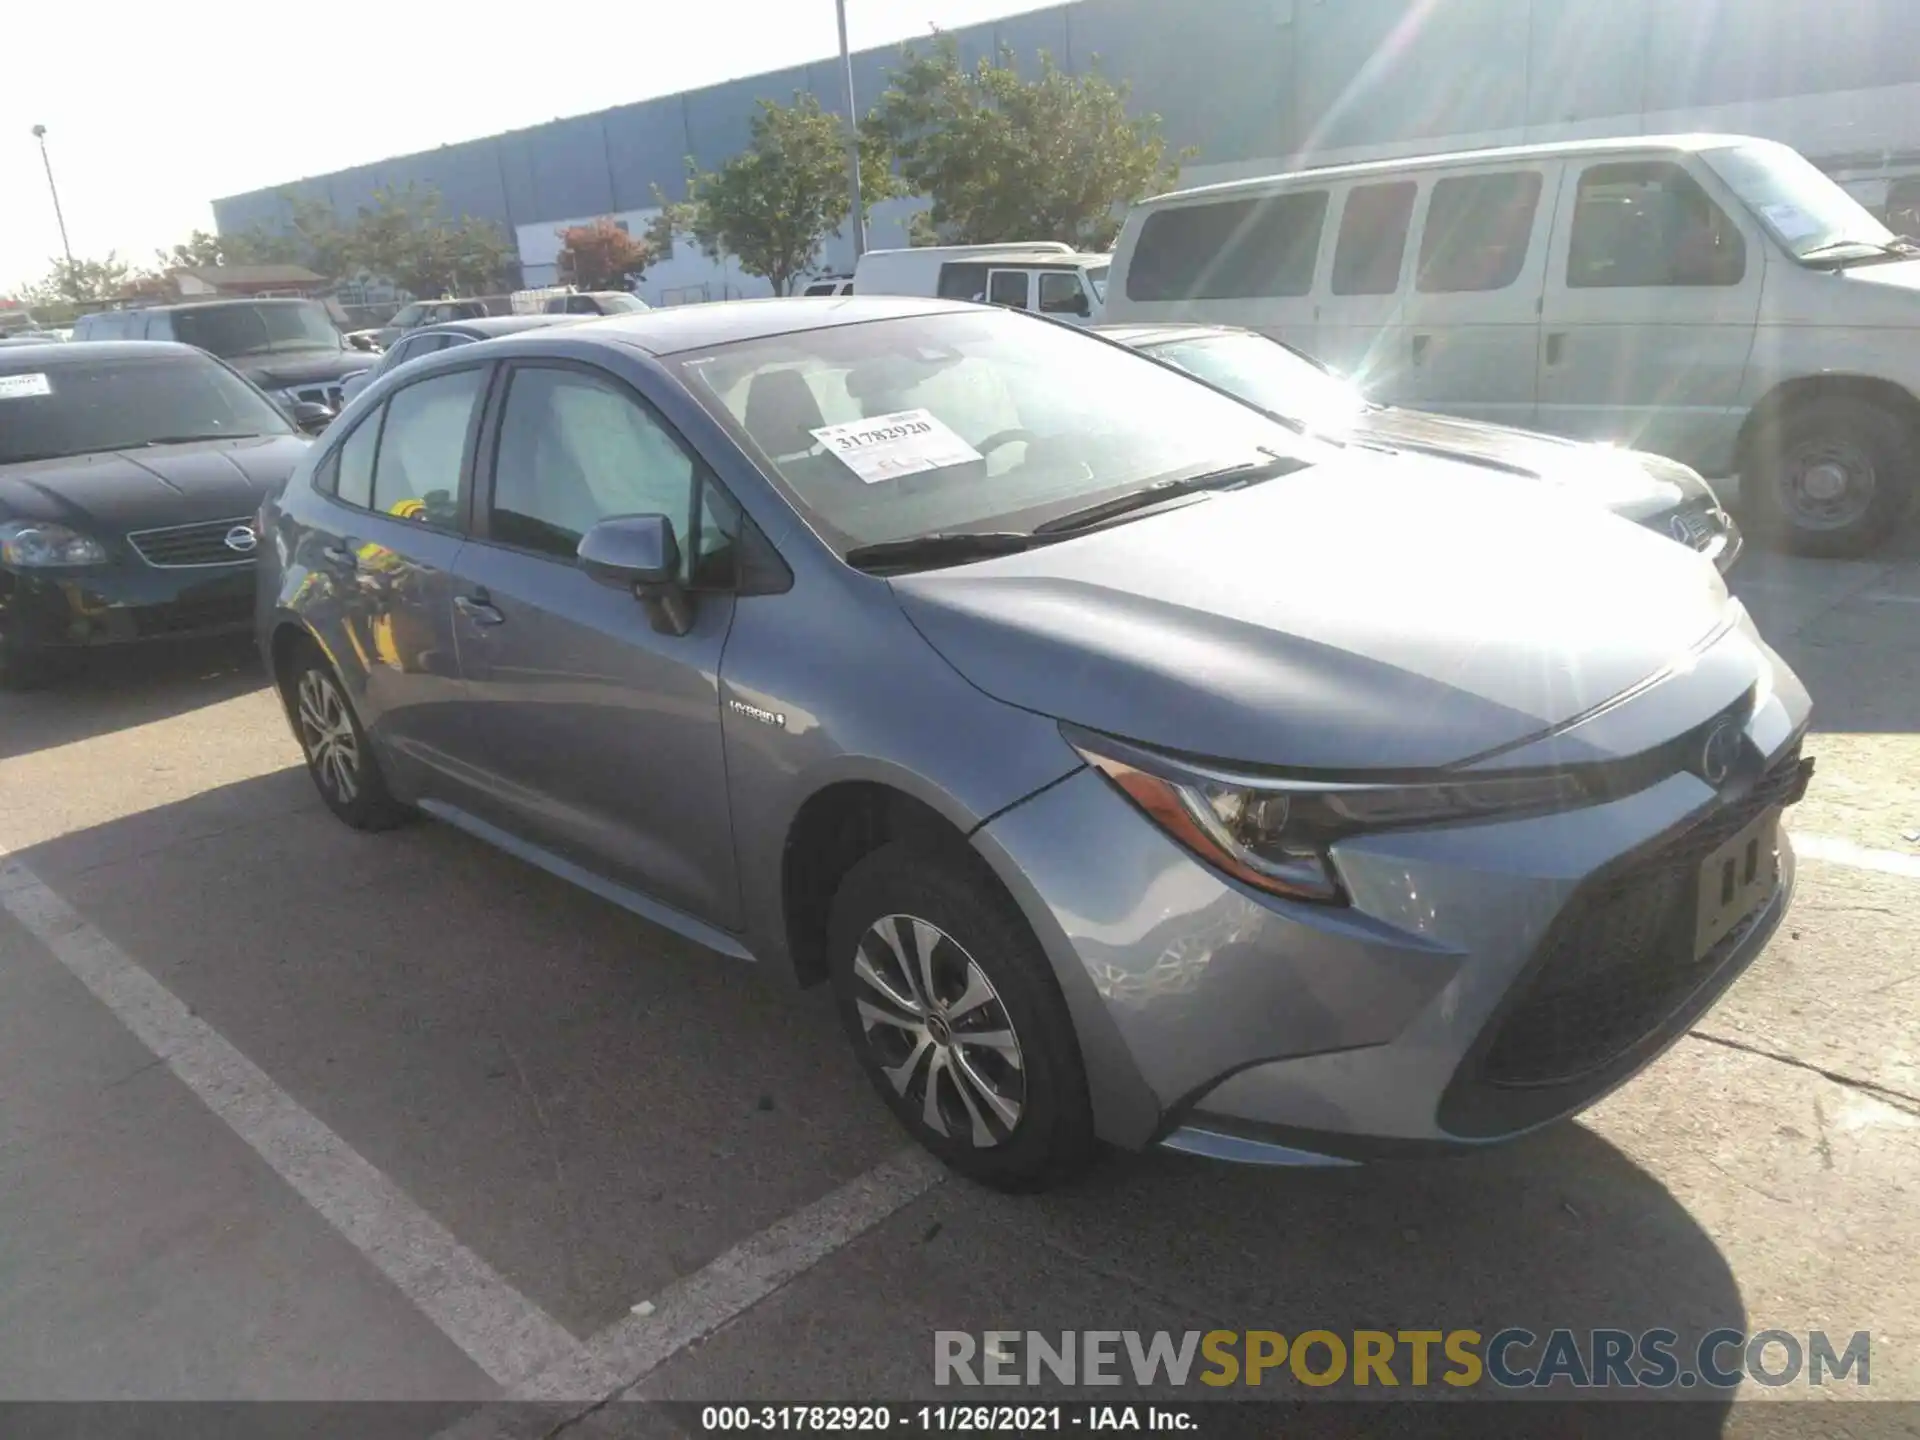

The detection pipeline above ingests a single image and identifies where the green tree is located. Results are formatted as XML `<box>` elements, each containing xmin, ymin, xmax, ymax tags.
<box><xmin>345</xmin><ymin>184</ymin><xmax>514</xmax><ymax>296</ymax></box>
<box><xmin>871</xmin><ymin>35</ymin><xmax>1186</xmax><ymax>249</ymax></box>
<box><xmin>655</xmin><ymin>93</ymin><xmax>896</xmax><ymax>296</ymax></box>
<box><xmin>26</xmin><ymin>253</ymin><xmax>139</xmax><ymax>306</ymax></box>
<box><xmin>156</xmin><ymin>226</ymin><xmax>303</xmax><ymax>271</ymax></box>
<box><xmin>555</xmin><ymin>217</ymin><xmax>653</xmax><ymax>289</ymax></box>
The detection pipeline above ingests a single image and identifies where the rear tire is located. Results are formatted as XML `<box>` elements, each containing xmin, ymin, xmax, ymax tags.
<box><xmin>1744</xmin><ymin>396</ymin><xmax>1915</xmax><ymax>558</ymax></box>
<box><xmin>827</xmin><ymin>841</ymin><xmax>1096</xmax><ymax>1192</ymax></box>
<box><xmin>282</xmin><ymin>638</ymin><xmax>411</xmax><ymax>831</ymax></box>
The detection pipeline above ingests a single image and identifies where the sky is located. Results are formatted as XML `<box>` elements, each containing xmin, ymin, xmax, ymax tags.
<box><xmin>1</xmin><ymin>0</ymin><xmax>1051</xmax><ymax>295</ymax></box>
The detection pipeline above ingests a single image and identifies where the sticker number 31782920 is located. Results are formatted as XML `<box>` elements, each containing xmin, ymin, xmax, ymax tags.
<box><xmin>809</xmin><ymin>408</ymin><xmax>984</xmax><ymax>484</ymax></box>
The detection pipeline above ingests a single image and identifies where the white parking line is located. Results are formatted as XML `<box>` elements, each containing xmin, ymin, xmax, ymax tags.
<box><xmin>1792</xmin><ymin>833</ymin><xmax>1920</xmax><ymax>881</ymax></box>
<box><xmin>0</xmin><ymin>846</ymin><xmax>584</xmax><ymax>1392</ymax></box>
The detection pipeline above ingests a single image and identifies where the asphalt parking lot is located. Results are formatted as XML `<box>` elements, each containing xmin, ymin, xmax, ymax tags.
<box><xmin>2</xmin><ymin>526</ymin><xmax>1917</xmax><ymax>1430</ymax></box>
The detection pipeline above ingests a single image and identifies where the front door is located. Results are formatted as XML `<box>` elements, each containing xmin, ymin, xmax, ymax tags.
<box><xmin>1393</xmin><ymin>164</ymin><xmax>1559</xmax><ymax>428</ymax></box>
<box><xmin>452</xmin><ymin>360</ymin><xmax>742</xmax><ymax>929</ymax></box>
<box><xmin>1536</xmin><ymin>156</ymin><xmax>1762</xmax><ymax>472</ymax></box>
<box><xmin>299</xmin><ymin>362</ymin><xmax>492</xmax><ymax>799</ymax></box>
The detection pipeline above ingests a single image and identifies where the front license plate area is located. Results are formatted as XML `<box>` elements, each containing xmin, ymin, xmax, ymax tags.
<box><xmin>1694</xmin><ymin>807</ymin><xmax>1781</xmax><ymax>960</ymax></box>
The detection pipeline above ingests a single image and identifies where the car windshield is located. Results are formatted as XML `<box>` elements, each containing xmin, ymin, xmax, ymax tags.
<box><xmin>173</xmin><ymin>302</ymin><xmax>343</xmax><ymax>357</ymax></box>
<box><xmin>1142</xmin><ymin>332</ymin><xmax>1369</xmax><ymax>435</ymax></box>
<box><xmin>595</xmin><ymin>293</ymin><xmax>648</xmax><ymax>313</ymax></box>
<box><xmin>675</xmin><ymin>308</ymin><xmax>1318</xmax><ymax>550</ymax></box>
<box><xmin>1085</xmin><ymin>265</ymin><xmax>1110</xmax><ymax>302</ymax></box>
<box><xmin>1703</xmin><ymin>142</ymin><xmax>1902</xmax><ymax>263</ymax></box>
<box><xmin>0</xmin><ymin>354</ymin><xmax>294</xmax><ymax>464</ymax></box>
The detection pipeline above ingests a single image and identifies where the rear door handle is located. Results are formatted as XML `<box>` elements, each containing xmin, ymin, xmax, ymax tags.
<box><xmin>1545</xmin><ymin>331</ymin><xmax>1567</xmax><ymax>366</ymax></box>
<box><xmin>454</xmin><ymin>590</ymin><xmax>505</xmax><ymax>627</ymax></box>
<box><xmin>1411</xmin><ymin>333</ymin><xmax>1431</xmax><ymax>364</ymax></box>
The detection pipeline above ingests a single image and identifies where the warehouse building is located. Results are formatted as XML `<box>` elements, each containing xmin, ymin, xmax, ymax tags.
<box><xmin>214</xmin><ymin>0</ymin><xmax>1920</xmax><ymax>304</ymax></box>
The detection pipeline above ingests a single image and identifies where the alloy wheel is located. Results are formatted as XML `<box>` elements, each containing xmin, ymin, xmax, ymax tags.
<box><xmin>1779</xmin><ymin>438</ymin><xmax>1877</xmax><ymax>531</ymax></box>
<box><xmin>296</xmin><ymin>669</ymin><xmax>361</xmax><ymax>804</ymax></box>
<box><xmin>852</xmin><ymin>914</ymin><xmax>1026</xmax><ymax>1148</ymax></box>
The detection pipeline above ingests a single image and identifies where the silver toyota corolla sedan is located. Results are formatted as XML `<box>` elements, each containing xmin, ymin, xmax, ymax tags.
<box><xmin>256</xmin><ymin>297</ymin><xmax>1812</xmax><ymax>1191</ymax></box>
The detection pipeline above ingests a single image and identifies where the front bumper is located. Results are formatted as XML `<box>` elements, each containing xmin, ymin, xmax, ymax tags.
<box><xmin>972</xmin><ymin>641</ymin><xmax>1809</xmax><ymax>1161</ymax></box>
<box><xmin>0</xmin><ymin>561</ymin><xmax>255</xmax><ymax>651</ymax></box>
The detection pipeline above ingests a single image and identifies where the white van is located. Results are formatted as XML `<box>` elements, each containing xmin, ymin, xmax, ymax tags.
<box><xmin>1106</xmin><ymin>134</ymin><xmax>1920</xmax><ymax>555</ymax></box>
<box><xmin>852</xmin><ymin>243</ymin><xmax>1110</xmax><ymax>325</ymax></box>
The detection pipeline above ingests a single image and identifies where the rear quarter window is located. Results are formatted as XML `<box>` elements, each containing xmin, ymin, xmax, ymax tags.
<box><xmin>1126</xmin><ymin>191</ymin><xmax>1329</xmax><ymax>302</ymax></box>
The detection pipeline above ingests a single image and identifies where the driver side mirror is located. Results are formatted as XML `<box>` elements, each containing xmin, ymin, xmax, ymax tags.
<box><xmin>1069</xmin><ymin>293</ymin><xmax>1092</xmax><ymax>317</ymax></box>
<box><xmin>578</xmin><ymin>513</ymin><xmax>693</xmax><ymax>635</ymax></box>
<box><xmin>290</xmin><ymin>400</ymin><xmax>333</xmax><ymax>435</ymax></box>
<box><xmin>346</xmin><ymin>333</ymin><xmax>378</xmax><ymax>352</ymax></box>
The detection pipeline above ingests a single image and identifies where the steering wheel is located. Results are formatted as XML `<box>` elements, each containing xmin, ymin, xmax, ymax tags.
<box><xmin>974</xmin><ymin>428</ymin><xmax>1037</xmax><ymax>458</ymax></box>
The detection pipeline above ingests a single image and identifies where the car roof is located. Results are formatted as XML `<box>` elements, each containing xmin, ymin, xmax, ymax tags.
<box><xmin>564</xmin><ymin>294</ymin><xmax>976</xmax><ymax>357</ymax></box>
<box><xmin>0</xmin><ymin>339</ymin><xmax>206</xmax><ymax>369</ymax></box>
<box><xmin>1141</xmin><ymin>132</ymin><xmax>1764</xmax><ymax>206</ymax></box>
<box><xmin>84</xmin><ymin>297</ymin><xmax>323</xmax><ymax>316</ymax></box>
<box><xmin>425</xmin><ymin>315</ymin><xmax>577</xmax><ymax>338</ymax></box>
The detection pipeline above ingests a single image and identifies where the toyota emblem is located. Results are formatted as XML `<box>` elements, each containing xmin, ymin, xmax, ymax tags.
<box><xmin>1699</xmin><ymin>719</ymin><xmax>1743</xmax><ymax>787</ymax></box>
<box><xmin>223</xmin><ymin>525</ymin><xmax>259</xmax><ymax>554</ymax></box>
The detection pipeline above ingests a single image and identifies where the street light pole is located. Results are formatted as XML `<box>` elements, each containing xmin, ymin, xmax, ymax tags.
<box><xmin>835</xmin><ymin>0</ymin><xmax>867</xmax><ymax>262</ymax></box>
<box><xmin>30</xmin><ymin>125</ymin><xmax>77</xmax><ymax>284</ymax></box>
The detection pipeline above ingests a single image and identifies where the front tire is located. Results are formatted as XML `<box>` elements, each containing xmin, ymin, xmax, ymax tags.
<box><xmin>1745</xmin><ymin>396</ymin><xmax>1915</xmax><ymax>558</ymax></box>
<box><xmin>827</xmin><ymin>842</ymin><xmax>1096</xmax><ymax>1191</ymax></box>
<box><xmin>283</xmin><ymin>640</ymin><xmax>410</xmax><ymax>831</ymax></box>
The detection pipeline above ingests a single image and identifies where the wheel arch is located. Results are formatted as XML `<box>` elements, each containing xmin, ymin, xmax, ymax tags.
<box><xmin>1734</xmin><ymin>373</ymin><xmax>1920</xmax><ymax>474</ymax></box>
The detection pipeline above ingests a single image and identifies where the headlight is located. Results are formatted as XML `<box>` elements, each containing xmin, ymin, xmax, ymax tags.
<box><xmin>1069</xmin><ymin>728</ymin><xmax>1589</xmax><ymax>904</ymax></box>
<box><xmin>0</xmin><ymin>519</ymin><xmax>111</xmax><ymax>568</ymax></box>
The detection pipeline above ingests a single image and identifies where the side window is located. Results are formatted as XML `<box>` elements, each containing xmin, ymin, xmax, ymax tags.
<box><xmin>936</xmin><ymin>263</ymin><xmax>989</xmax><ymax>302</ymax></box>
<box><xmin>488</xmin><ymin>366</ymin><xmax>699</xmax><ymax>568</ymax></box>
<box><xmin>566</xmin><ymin>295</ymin><xmax>597</xmax><ymax>314</ymax></box>
<box><xmin>1037</xmin><ymin>271</ymin><xmax>1088</xmax><ymax>315</ymax></box>
<box><xmin>370</xmin><ymin>367</ymin><xmax>486</xmax><ymax>527</ymax></box>
<box><xmin>1417</xmin><ymin>171</ymin><xmax>1544</xmax><ymax>293</ymax></box>
<box><xmin>987</xmin><ymin>270</ymin><xmax>1030</xmax><ymax>308</ymax></box>
<box><xmin>1126</xmin><ymin>191</ymin><xmax>1328</xmax><ymax>301</ymax></box>
<box><xmin>313</xmin><ymin>449</ymin><xmax>341</xmax><ymax>498</ymax></box>
<box><xmin>144</xmin><ymin>313</ymin><xmax>174</xmax><ymax>341</ymax></box>
<box><xmin>690</xmin><ymin>477</ymin><xmax>742</xmax><ymax>588</ymax></box>
<box><xmin>1332</xmin><ymin>182</ymin><xmax>1417</xmax><ymax>295</ymax></box>
<box><xmin>333</xmin><ymin>406</ymin><xmax>381</xmax><ymax>508</ymax></box>
<box><xmin>1568</xmin><ymin>162</ymin><xmax>1747</xmax><ymax>288</ymax></box>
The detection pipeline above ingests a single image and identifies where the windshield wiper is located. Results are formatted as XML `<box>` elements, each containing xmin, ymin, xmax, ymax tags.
<box><xmin>1032</xmin><ymin>453</ymin><xmax>1306</xmax><ymax>536</ymax></box>
<box><xmin>843</xmin><ymin>531</ymin><xmax>1042</xmax><ymax>573</ymax></box>
<box><xmin>139</xmin><ymin>433</ymin><xmax>263</xmax><ymax>446</ymax></box>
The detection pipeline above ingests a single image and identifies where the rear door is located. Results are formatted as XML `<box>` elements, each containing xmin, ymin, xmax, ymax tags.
<box><xmin>1395</xmin><ymin>163</ymin><xmax>1560</xmax><ymax>426</ymax></box>
<box><xmin>449</xmin><ymin>359</ymin><xmax>743</xmax><ymax>927</ymax></box>
<box><xmin>1315</xmin><ymin>179</ymin><xmax>1421</xmax><ymax>397</ymax></box>
<box><xmin>297</xmin><ymin>361</ymin><xmax>493</xmax><ymax>797</ymax></box>
<box><xmin>1537</xmin><ymin>155</ymin><xmax>1762</xmax><ymax>468</ymax></box>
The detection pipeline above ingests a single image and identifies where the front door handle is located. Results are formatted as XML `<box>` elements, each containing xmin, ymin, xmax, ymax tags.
<box><xmin>1545</xmin><ymin>331</ymin><xmax>1567</xmax><ymax>366</ymax></box>
<box><xmin>1411</xmin><ymin>333</ymin><xmax>1431</xmax><ymax>364</ymax></box>
<box><xmin>454</xmin><ymin>591</ymin><xmax>505</xmax><ymax>627</ymax></box>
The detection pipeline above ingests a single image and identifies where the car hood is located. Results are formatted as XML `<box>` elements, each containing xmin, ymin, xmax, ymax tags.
<box><xmin>228</xmin><ymin>350</ymin><xmax>369</xmax><ymax>388</ymax></box>
<box><xmin>1350</xmin><ymin>408</ymin><xmax>1709</xmax><ymax>520</ymax></box>
<box><xmin>891</xmin><ymin>453</ymin><xmax>1733</xmax><ymax>772</ymax></box>
<box><xmin>0</xmin><ymin>435</ymin><xmax>309</xmax><ymax>537</ymax></box>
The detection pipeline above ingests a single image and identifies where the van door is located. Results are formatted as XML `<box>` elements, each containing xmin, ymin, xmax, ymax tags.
<box><xmin>1315</xmin><ymin>179</ymin><xmax>1421</xmax><ymax>399</ymax></box>
<box><xmin>1395</xmin><ymin>163</ymin><xmax>1559</xmax><ymax>427</ymax></box>
<box><xmin>1537</xmin><ymin>157</ymin><xmax>1762</xmax><ymax>471</ymax></box>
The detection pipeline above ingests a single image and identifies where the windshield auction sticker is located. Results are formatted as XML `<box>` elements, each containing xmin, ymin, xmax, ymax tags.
<box><xmin>0</xmin><ymin>373</ymin><xmax>52</xmax><ymax>399</ymax></box>
<box><xmin>811</xmin><ymin>408</ymin><xmax>983</xmax><ymax>484</ymax></box>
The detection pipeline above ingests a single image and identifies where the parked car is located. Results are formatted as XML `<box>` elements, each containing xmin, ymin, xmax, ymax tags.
<box><xmin>0</xmin><ymin>331</ymin><xmax>65</xmax><ymax>347</ymax></box>
<box><xmin>1100</xmin><ymin>321</ymin><xmax>1741</xmax><ymax>571</ymax></box>
<box><xmin>802</xmin><ymin>276</ymin><xmax>855</xmax><ymax>297</ymax></box>
<box><xmin>1</xmin><ymin>341</ymin><xmax>314</xmax><ymax>687</ymax></box>
<box><xmin>542</xmin><ymin>290</ymin><xmax>651</xmax><ymax>316</ymax></box>
<box><xmin>73</xmin><ymin>299</ymin><xmax>370</xmax><ymax>430</ymax></box>
<box><xmin>1106</xmin><ymin>133</ymin><xmax>1920</xmax><ymax>556</ymax></box>
<box><xmin>356</xmin><ymin>298</ymin><xmax>492</xmax><ymax>351</ymax></box>
<box><xmin>257</xmin><ymin>296</ymin><xmax>1811</xmax><ymax>1190</ymax></box>
<box><xmin>339</xmin><ymin>315</ymin><xmax>584</xmax><ymax>406</ymax></box>
<box><xmin>853</xmin><ymin>243</ymin><xmax>1109</xmax><ymax>325</ymax></box>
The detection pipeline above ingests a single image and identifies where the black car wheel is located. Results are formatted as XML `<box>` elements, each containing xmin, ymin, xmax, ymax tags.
<box><xmin>283</xmin><ymin>639</ymin><xmax>410</xmax><ymax>830</ymax></box>
<box><xmin>827</xmin><ymin>841</ymin><xmax>1096</xmax><ymax>1191</ymax></box>
<box><xmin>1746</xmin><ymin>396</ymin><xmax>1915</xmax><ymax>557</ymax></box>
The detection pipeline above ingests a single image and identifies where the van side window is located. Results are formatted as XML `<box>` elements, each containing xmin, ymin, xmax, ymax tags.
<box><xmin>1126</xmin><ymin>191</ymin><xmax>1329</xmax><ymax>301</ymax></box>
<box><xmin>937</xmin><ymin>263</ymin><xmax>990</xmax><ymax>302</ymax></box>
<box><xmin>987</xmin><ymin>271</ymin><xmax>1030</xmax><ymax>308</ymax></box>
<box><xmin>1417</xmin><ymin>172</ymin><xmax>1543</xmax><ymax>293</ymax></box>
<box><xmin>1332</xmin><ymin>182</ymin><xmax>1417</xmax><ymax>295</ymax></box>
<box><xmin>1568</xmin><ymin>162</ymin><xmax>1746</xmax><ymax>288</ymax></box>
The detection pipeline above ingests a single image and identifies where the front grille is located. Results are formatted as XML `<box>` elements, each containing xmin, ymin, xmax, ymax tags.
<box><xmin>127</xmin><ymin>517</ymin><xmax>257</xmax><ymax>568</ymax></box>
<box><xmin>1479</xmin><ymin>751</ymin><xmax>1809</xmax><ymax>1088</ymax></box>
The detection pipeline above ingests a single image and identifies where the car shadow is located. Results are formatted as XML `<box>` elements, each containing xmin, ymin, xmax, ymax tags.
<box><xmin>6</xmin><ymin>771</ymin><xmax>1748</xmax><ymax>1420</ymax></box>
<box><xmin>0</xmin><ymin>637</ymin><xmax>267</xmax><ymax>762</ymax></box>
